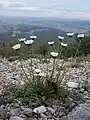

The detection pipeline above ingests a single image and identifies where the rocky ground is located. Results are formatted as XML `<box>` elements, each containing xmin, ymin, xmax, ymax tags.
<box><xmin>0</xmin><ymin>57</ymin><xmax>90</xmax><ymax>120</ymax></box>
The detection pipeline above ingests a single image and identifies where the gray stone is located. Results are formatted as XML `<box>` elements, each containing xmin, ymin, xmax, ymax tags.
<box><xmin>86</xmin><ymin>100</ymin><xmax>90</xmax><ymax>103</ymax></box>
<box><xmin>0</xmin><ymin>107</ymin><xmax>6</xmax><ymax>119</ymax></box>
<box><xmin>79</xmin><ymin>88</ymin><xmax>84</xmax><ymax>93</ymax></box>
<box><xmin>33</xmin><ymin>106</ymin><xmax>46</xmax><ymax>114</ymax></box>
<box><xmin>58</xmin><ymin>112</ymin><xmax>66</xmax><ymax>118</ymax></box>
<box><xmin>66</xmin><ymin>82</ymin><xmax>79</xmax><ymax>89</ymax></box>
<box><xmin>61</xmin><ymin>103</ymin><xmax>90</xmax><ymax>120</ymax></box>
<box><xmin>23</xmin><ymin>108</ymin><xmax>32</xmax><ymax>116</ymax></box>
<box><xmin>41</xmin><ymin>113</ymin><xmax>47</xmax><ymax>120</ymax></box>
<box><xmin>46</xmin><ymin>107</ymin><xmax>55</xmax><ymax>114</ymax></box>
<box><xmin>83</xmin><ymin>91</ymin><xmax>88</xmax><ymax>95</ymax></box>
<box><xmin>31</xmin><ymin>118</ymin><xmax>38</xmax><ymax>120</ymax></box>
<box><xmin>20</xmin><ymin>106</ymin><xmax>25</xmax><ymax>111</ymax></box>
<box><xmin>19</xmin><ymin>114</ymin><xmax>26</xmax><ymax>119</ymax></box>
<box><xmin>60</xmin><ymin>116</ymin><xmax>68</xmax><ymax>120</ymax></box>
<box><xmin>9</xmin><ymin>116</ymin><xmax>25</xmax><ymax>120</ymax></box>
<box><xmin>85</xmin><ymin>80</ymin><xmax>90</xmax><ymax>91</ymax></box>
<box><xmin>84</xmin><ymin>95</ymin><xmax>89</xmax><ymax>100</ymax></box>
<box><xmin>10</xmin><ymin>108</ymin><xmax>20</xmax><ymax>116</ymax></box>
<box><xmin>10</xmin><ymin>103</ymin><xmax>20</xmax><ymax>108</ymax></box>
<box><xmin>52</xmin><ymin>105</ymin><xmax>58</xmax><ymax>111</ymax></box>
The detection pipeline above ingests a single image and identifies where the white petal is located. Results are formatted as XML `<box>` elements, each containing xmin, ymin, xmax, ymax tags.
<box><xmin>77</xmin><ymin>34</ymin><xmax>84</xmax><ymax>38</ymax></box>
<box><xmin>61</xmin><ymin>43</ymin><xmax>68</xmax><ymax>47</ymax></box>
<box><xmin>58</xmin><ymin>36</ymin><xmax>64</xmax><ymax>40</ymax></box>
<box><xmin>18</xmin><ymin>38</ymin><xmax>26</xmax><ymax>42</ymax></box>
<box><xmin>30</xmin><ymin>36</ymin><xmax>37</xmax><ymax>39</ymax></box>
<box><xmin>66</xmin><ymin>33</ymin><xmax>74</xmax><ymax>37</ymax></box>
<box><xmin>24</xmin><ymin>40</ymin><xmax>34</xmax><ymax>45</ymax></box>
<box><xmin>48</xmin><ymin>41</ymin><xmax>54</xmax><ymax>45</ymax></box>
<box><xmin>50</xmin><ymin>52</ymin><xmax>59</xmax><ymax>57</ymax></box>
<box><xmin>12</xmin><ymin>44</ymin><xmax>21</xmax><ymax>50</ymax></box>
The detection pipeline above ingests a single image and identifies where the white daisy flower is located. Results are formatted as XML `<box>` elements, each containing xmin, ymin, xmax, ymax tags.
<box><xmin>24</xmin><ymin>40</ymin><xmax>34</xmax><ymax>45</ymax></box>
<box><xmin>77</xmin><ymin>34</ymin><xmax>84</xmax><ymax>38</ymax></box>
<box><xmin>30</xmin><ymin>36</ymin><xmax>37</xmax><ymax>40</ymax></box>
<box><xmin>58</xmin><ymin>36</ymin><xmax>64</xmax><ymax>40</ymax></box>
<box><xmin>35</xmin><ymin>69</ymin><xmax>41</xmax><ymax>74</ymax></box>
<box><xmin>18</xmin><ymin>38</ymin><xmax>26</xmax><ymax>42</ymax></box>
<box><xmin>48</xmin><ymin>41</ymin><xmax>54</xmax><ymax>45</ymax></box>
<box><xmin>61</xmin><ymin>42</ymin><xmax>68</xmax><ymax>47</ymax></box>
<box><xmin>50</xmin><ymin>52</ymin><xmax>59</xmax><ymax>58</ymax></box>
<box><xmin>66</xmin><ymin>32</ymin><xmax>74</xmax><ymax>37</ymax></box>
<box><xmin>12</xmin><ymin>44</ymin><xmax>21</xmax><ymax>50</ymax></box>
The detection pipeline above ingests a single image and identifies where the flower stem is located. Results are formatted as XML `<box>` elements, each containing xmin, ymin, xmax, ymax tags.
<box><xmin>75</xmin><ymin>39</ymin><xmax>81</xmax><ymax>58</ymax></box>
<box><xmin>50</xmin><ymin>58</ymin><xmax>55</xmax><ymax>80</ymax></box>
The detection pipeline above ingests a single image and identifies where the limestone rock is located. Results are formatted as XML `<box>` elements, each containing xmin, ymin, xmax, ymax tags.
<box><xmin>33</xmin><ymin>106</ymin><xmax>46</xmax><ymax>114</ymax></box>
<box><xmin>66</xmin><ymin>82</ymin><xmax>79</xmax><ymax>89</ymax></box>
<box><xmin>9</xmin><ymin>116</ymin><xmax>25</xmax><ymax>120</ymax></box>
<box><xmin>61</xmin><ymin>103</ymin><xmax>90</xmax><ymax>120</ymax></box>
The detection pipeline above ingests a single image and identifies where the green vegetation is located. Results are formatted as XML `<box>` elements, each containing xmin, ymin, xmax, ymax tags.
<box><xmin>0</xmin><ymin>75</ymin><xmax>69</xmax><ymax>105</ymax></box>
<box><xmin>0</xmin><ymin>36</ymin><xmax>90</xmax><ymax>59</ymax></box>
<box><xmin>0</xmin><ymin>36</ymin><xmax>90</xmax><ymax>105</ymax></box>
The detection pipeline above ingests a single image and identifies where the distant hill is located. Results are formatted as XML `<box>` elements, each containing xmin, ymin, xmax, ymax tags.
<box><xmin>0</xmin><ymin>16</ymin><xmax>90</xmax><ymax>44</ymax></box>
<box><xmin>0</xmin><ymin>24</ymin><xmax>77</xmax><ymax>44</ymax></box>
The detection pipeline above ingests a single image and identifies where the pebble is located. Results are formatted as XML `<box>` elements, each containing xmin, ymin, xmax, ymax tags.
<box><xmin>66</xmin><ymin>82</ymin><xmax>79</xmax><ymax>89</ymax></box>
<box><xmin>23</xmin><ymin>108</ymin><xmax>32</xmax><ymax>116</ymax></box>
<box><xmin>9</xmin><ymin>116</ymin><xmax>25</xmax><ymax>120</ymax></box>
<box><xmin>33</xmin><ymin>106</ymin><xmax>47</xmax><ymax>114</ymax></box>
<box><xmin>46</xmin><ymin>107</ymin><xmax>55</xmax><ymax>114</ymax></box>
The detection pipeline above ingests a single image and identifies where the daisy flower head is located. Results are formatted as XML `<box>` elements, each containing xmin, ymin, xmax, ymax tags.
<box><xmin>50</xmin><ymin>52</ymin><xmax>59</xmax><ymax>58</ymax></box>
<box><xmin>12</xmin><ymin>44</ymin><xmax>21</xmax><ymax>50</ymax></box>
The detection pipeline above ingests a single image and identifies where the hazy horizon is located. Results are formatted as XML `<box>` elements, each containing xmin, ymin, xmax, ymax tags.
<box><xmin>0</xmin><ymin>14</ymin><xmax>90</xmax><ymax>22</ymax></box>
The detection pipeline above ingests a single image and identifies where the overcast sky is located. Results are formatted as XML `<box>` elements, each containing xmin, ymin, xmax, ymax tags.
<box><xmin>0</xmin><ymin>0</ymin><xmax>90</xmax><ymax>20</ymax></box>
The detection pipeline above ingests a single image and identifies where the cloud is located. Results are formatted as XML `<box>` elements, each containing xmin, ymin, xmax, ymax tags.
<box><xmin>11</xmin><ymin>6</ymin><xmax>40</xmax><ymax>11</ymax></box>
<box><xmin>0</xmin><ymin>0</ymin><xmax>40</xmax><ymax>11</ymax></box>
<box><xmin>0</xmin><ymin>0</ymin><xmax>90</xmax><ymax>19</ymax></box>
